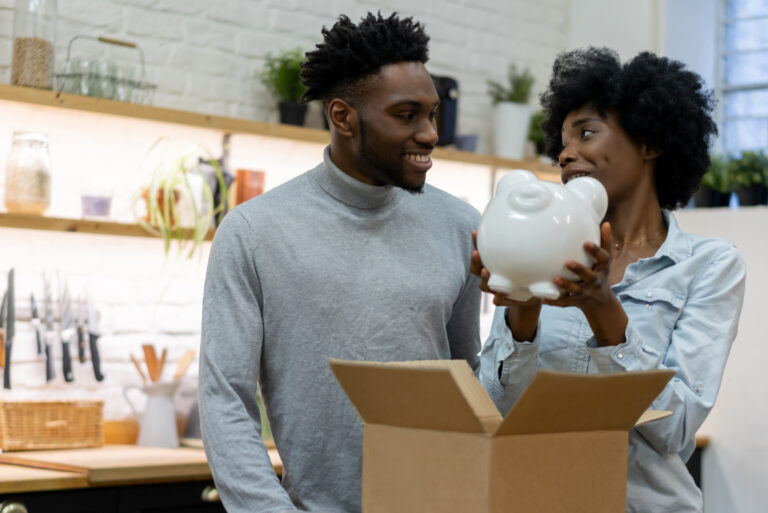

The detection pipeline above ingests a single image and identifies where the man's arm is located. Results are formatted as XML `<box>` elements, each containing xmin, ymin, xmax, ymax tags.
<box><xmin>199</xmin><ymin>210</ymin><xmax>298</xmax><ymax>513</ymax></box>
<box><xmin>446</xmin><ymin>268</ymin><xmax>482</xmax><ymax>370</ymax></box>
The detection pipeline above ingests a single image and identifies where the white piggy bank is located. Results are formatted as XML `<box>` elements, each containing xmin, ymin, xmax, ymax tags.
<box><xmin>477</xmin><ymin>170</ymin><xmax>608</xmax><ymax>301</ymax></box>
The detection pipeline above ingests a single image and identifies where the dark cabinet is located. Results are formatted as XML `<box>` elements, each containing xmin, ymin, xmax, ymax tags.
<box><xmin>117</xmin><ymin>481</ymin><xmax>225</xmax><ymax>513</ymax></box>
<box><xmin>0</xmin><ymin>481</ymin><xmax>224</xmax><ymax>513</ymax></box>
<box><xmin>0</xmin><ymin>487</ymin><xmax>117</xmax><ymax>513</ymax></box>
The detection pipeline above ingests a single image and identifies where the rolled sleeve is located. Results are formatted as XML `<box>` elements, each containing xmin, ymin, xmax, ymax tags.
<box><xmin>585</xmin><ymin>321</ymin><xmax>663</xmax><ymax>372</ymax></box>
<box><xmin>479</xmin><ymin>307</ymin><xmax>540</xmax><ymax>415</ymax></box>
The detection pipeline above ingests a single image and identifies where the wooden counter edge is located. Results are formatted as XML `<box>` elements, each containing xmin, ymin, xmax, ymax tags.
<box><xmin>0</xmin><ymin>465</ymin><xmax>88</xmax><ymax>494</ymax></box>
<box><xmin>0</xmin><ymin>445</ymin><xmax>282</xmax><ymax>493</ymax></box>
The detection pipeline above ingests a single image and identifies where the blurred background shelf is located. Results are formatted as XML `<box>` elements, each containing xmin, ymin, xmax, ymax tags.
<box><xmin>0</xmin><ymin>83</ymin><xmax>558</xmax><ymax>178</ymax></box>
<box><xmin>0</xmin><ymin>212</ymin><xmax>214</xmax><ymax>240</ymax></box>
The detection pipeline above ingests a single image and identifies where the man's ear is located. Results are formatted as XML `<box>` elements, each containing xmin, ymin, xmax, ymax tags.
<box><xmin>328</xmin><ymin>98</ymin><xmax>357</xmax><ymax>138</ymax></box>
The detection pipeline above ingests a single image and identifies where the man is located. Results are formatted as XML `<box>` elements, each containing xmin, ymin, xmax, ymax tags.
<box><xmin>200</xmin><ymin>12</ymin><xmax>481</xmax><ymax>513</ymax></box>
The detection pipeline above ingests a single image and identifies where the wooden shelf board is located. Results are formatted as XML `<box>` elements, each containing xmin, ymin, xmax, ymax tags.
<box><xmin>0</xmin><ymin>83</ymin><xmax>559</xmax><ymax>177</ymax></box>
<box><xmin>0</xmin><ymin>213</ymin><xmax>214</xmax><ymax>241</ymax></box>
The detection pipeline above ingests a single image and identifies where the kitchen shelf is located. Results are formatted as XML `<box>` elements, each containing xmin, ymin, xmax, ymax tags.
<box><xmin>0</xmin><ymin>83</ymin><xmax>558</xmax><ymax>176</ymax></box>
<box><xmin>0</xmin><ymin>213</ymin><xmax>214</xmax><ymax>241</ymax></box>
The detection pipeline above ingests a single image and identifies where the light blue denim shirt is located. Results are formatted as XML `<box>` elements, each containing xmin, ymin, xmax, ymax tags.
<box><xmin>479</xmin><ymin>211</ymin><xmax>746</xmax><ymax>513</ymax></box>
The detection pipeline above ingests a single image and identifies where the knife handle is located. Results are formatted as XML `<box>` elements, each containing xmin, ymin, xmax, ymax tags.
<box><xmin>89</xmin><ymin>333</ymin><xmax>104</xmax><ymax>382</ymax></box>
<box><xmin>32</xmin><ymin>319</ymin><xmax>42</xmax><ymax>355</ymax></box>
<box><xmin>44</xmin><ymin>332</ymin><xmax>55</xmax><ymax>381</ymax></box>
<box><xmin>77</xmin><ymin>325</ymin><xmax>86</xmax><ymax>363</ymax></box>
<box><xmin>62</xmin><ymin>341</ymin><xmax>74</xmax><ymax>383</ymax></box>
<box><xmin>3</xmin><ymin>342</ymin><xmax>10</xmax><ymax>389</ymax></box>
<box><xmin>45</xmin><ymin>343</ymin><xmax>54</xmax><ymax>382</ymax></box>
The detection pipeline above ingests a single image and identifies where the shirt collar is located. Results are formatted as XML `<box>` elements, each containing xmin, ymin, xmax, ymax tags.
<box><xmin>652</xmin><ymin>210</ymin><xmax>692</xmax><ymax>264</ymax></box>
<box><xmin>312</xmin><ymin>145</ymin><xmax>400</xmax><ymax>209</ymax></box>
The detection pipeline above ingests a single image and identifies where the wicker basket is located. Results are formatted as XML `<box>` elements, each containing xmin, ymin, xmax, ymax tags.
<box><xmin>0</xmin><ymin>400</ymin><xmax>104</xmax><ymax>451</ymax></box>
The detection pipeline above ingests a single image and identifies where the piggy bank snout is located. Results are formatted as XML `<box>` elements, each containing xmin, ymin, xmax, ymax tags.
<box><xmin>507</xmin><ymin>182</ymin><xmax>553</xmax><ymax>212</ymax></box>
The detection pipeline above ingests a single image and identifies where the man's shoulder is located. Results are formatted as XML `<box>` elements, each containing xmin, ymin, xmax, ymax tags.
<box><xmin>236</xmin><ymin>166</ymin><xmax>319</xmax><ymax>215</ymax></box>
<box><xmin>420</xmin><ymin>184</ymin><xmax>481</xmax><ymax>224</ymax></box>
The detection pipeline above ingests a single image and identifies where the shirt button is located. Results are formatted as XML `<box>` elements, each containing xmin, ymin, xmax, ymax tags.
<box><xmin>507</xmin><ymin>342</ymin><xmax>512</xmax><ymax>350</ymax></box>
<box><xmin>616</xmin><ymin>352</ymin><xmax>624</xmax><ymax>360</ymax></box>
<box><xmin>645</xmin><ymin>304</ymin><xmax>651</xmax><ymax>309</ymax></box>
<box><xmin>646</xmin><ymin>292</ymin><xmax>653</xmax><ymax>298</ymax></box>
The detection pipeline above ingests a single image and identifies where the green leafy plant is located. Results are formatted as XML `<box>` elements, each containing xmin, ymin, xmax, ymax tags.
<box><xmin>528</xmin><ymin>110</ymin><xmax>546</xmax><ymax>144</ymax></box>
<box><xmin>487</xmin><ymin>64</ymin><xmax>534</xmax><ymax>104</ymax></box>
<box><xmin>260</xmin><ymin>48</ymin><xmax>307</xmax><ymax>102</ymax></box>
<box><xmin>725</xmin><ymin>150</ymin><xmax>768</xmax><ymax>189</ymax></box>
<box><xmin>700</xmin><ymin>154</ymin><xmax>731</xmax><ymax>193</ymax></box>
<box><xmin>132</xmin><ymin>138</ymin><xmax>229</xmax><ymax>259</ymax></box>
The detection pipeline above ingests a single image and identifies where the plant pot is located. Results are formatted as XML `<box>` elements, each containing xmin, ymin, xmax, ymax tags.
<box><xmin>142</xmin><ymin>188</ymin><xmax>181</xmax><ymax>228</ymax></box>
<box><xmin>278</xmin><ymin>101</ymin><xmax>308</xmax><ymax>126</ymax></box>
<box><xmin>493</xmin><ymin>102</ymin><xmax>531</xmax><ymax>160</ymax></box>
<box><xmin>693</xmin><ymin>188</ymin><xmax>731</xmax><ymax>208</ymax></box>
<box><xmin>736</xmin><ymin>184</ymin><xmax>768</xmax><ymax>206</ymax></box>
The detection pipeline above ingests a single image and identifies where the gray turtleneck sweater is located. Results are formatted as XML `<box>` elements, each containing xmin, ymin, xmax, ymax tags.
<box><xmin>200</xmin><ymin>147</ymin><xmax>482</xmax><ymax>513</ymax></box>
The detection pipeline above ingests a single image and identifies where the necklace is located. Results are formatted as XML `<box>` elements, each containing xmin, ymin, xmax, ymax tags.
<box><xmin>613</xmin><ymin>229</ymin><xmax>667</xmax><ymax>250</ymax></box>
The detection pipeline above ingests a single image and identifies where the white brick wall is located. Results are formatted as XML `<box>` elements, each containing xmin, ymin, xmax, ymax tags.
<box><xmin>0</xmin><ymin>0</ymin><xmax>569</xmax><ymax>146</ymax></box>
<box><xmin>0</xmin><ymin>0</ymin><xmax>567</xmax><ymax>423</ymax></box>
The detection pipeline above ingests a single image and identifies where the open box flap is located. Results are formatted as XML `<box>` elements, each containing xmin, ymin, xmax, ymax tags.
<box><xmin>330</xmin><ymin>359</ymin><xmax>502</xmax><ymax>434</ymax></box>
<box><xmin>494</xmin><ymin>369</ymin><xmax>674</xmax><ymax>436</ymax></box>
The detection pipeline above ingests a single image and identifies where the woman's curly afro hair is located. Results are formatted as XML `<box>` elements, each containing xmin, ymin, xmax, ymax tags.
<box><xmin>300</xmin><ymin>12</ymin><xmax>429</xmax><ymax>106</ymax></box>
<box><xmin>539</xmin><ymin>47</ymin><xmax>717</xmax><ymax>210</ymax></box>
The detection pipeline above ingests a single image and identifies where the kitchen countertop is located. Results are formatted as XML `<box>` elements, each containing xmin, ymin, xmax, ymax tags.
<box><xmin>0</xmin><ymin>464</ymin><xmax>87</xmax><ymax>494</ymax></box>
<box><xmin>0</xmin><ymin>437</ymin><xmax>707</xmax><ymax>495</ymax></box>
<box><xmin>0</xmin><ymin>444</ymin><xmax>282</xmax><ymax>494</ymax></box>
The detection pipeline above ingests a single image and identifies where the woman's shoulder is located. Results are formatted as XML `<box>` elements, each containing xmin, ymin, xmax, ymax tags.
<box><xmin>684</xmin><ymin>231</ymin><xmax>744</xmax><ymax>266</ymax></box>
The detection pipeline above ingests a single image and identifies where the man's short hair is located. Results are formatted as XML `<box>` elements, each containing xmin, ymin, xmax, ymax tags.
<box><xmin>300</xmin><ymin>12</ymin><xmax>430</xmax><ymax>106</ymax></box>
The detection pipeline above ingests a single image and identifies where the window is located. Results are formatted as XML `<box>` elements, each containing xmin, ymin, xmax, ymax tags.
<box><xmin>719</xmin><ymin>0</ymin><xmax>768</xmax><ymax>153</ymax></box>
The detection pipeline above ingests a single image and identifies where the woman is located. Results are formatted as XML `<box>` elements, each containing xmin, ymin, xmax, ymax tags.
<box><xmin>474</xmin><ymin>47</ymin><xmax>746</xmax><ymax>512</ymax></box>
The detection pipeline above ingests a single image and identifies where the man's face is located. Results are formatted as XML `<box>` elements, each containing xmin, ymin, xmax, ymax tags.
<box><xmin>354</xmin><ymin>62</ymin><xmax>440</xmax><ymax>193</ymax></box>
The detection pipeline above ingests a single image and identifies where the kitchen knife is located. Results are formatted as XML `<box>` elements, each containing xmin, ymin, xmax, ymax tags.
<box><xmin>76</xmin><ymin>296</ymin><xmax>86</xmax><ymax>364</ymax></box>
<box><xmin>42</xmin><ymin>275</ymin><xmax>55</xmax><ymax>382</ymax></box>
<box><xmin>59</xmin><ymin>281</ymin><xmax>75</xmax><ymax>383</ymax></box>
<box><xmin>86</xmin><ymin>293</ymin><xmax>104</xmax><ymax>382</ymax></box>
<box><xmin>4</xmin><ymin>269</ymin><xmax>14</xmax><ymax>389</ymax></box>
<box><xmin>31</xmin><ymin>293</ymin><xmax>43</xmax><ymax>355</ymax></box>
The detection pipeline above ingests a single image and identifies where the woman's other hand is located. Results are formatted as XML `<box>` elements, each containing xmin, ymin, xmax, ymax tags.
<box><xmin>545</xmin><ymin>222</ymin><xmax>628</xmax><ymax>345</ymax></box>
<box><xmin>472</xmin><ymin>230</ymin><xmax>542</xmax><ymax>341</ymax></box>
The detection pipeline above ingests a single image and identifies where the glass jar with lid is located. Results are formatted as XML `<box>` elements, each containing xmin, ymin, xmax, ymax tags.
<box><xmin>4</xmin><ymin>131</ymin><xmax>52</xmax><ymax>215</ymax></box>
<box><xmin>11</xmin><ymin>0</ymin><xmax>57</xmax><ymax>89</ymax></box>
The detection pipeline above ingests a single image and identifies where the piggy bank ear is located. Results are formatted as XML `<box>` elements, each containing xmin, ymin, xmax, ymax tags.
<box><xmin>495</xmin><ymin>169</ymin><xmax>537</xmax><ymax>195</ymax></box>
<box><xmin>566</xmin><ymin>177</ymin><xmax>608</xmax><ymax>222</ymax></box>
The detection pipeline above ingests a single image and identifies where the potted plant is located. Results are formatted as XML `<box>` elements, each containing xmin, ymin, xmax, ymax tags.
<box><xmin>528</xmin><ymin>110</ymin><xmax>547</xmax><ymax>156</ymax></box>
<box><xmin>132</xmin><ymin>139</ymin><xmax>229</xmax><ymax>258</ymax></box>
<box><xmin>726</xmin><ymin>150</ymin><xmax>768</xmax><ymax>206</ymax></box>
<box><xmin>487</xmin><ymin>64</ymin><xmax>534</xmax><ymax>159</ymax></box>
<box><xmin>693</xmin><ymin>155</ymin><xmax>732</xmax><ymax>207</ymax></box>
<box><xmin>260</xmin><ymin>48</ymin><xmax>308</xmax><ymax>126</ymax></box>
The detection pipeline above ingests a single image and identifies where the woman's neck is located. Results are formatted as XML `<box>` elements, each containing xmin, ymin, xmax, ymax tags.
<box><xmin>605</xmin><ymin>194</ymin><xmax>666</xmax><ymax>284</ymax></box>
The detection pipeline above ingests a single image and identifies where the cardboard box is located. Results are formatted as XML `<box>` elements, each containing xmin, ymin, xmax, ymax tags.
<box><xmin>330</xmin><ymin>359</ymin><xmax>673</xmax><ymax>513</ymax></box>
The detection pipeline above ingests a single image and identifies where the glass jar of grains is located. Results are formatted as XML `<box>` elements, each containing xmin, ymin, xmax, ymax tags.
<box><xmin>11</xmin><ymin>0</ymin><xmax>57</xmax><ymax>89</ymax></box>
<box><xmin>4</xmin><ymin>132</ymin><xmax>52</xmax><ymax>215</ymax></box>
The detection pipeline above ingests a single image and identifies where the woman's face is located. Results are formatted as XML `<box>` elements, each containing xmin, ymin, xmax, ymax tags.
<box><xmin>559</xmin><ymin>105</ymin><xmax>651</xmax><ymax>206</ymax></box>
